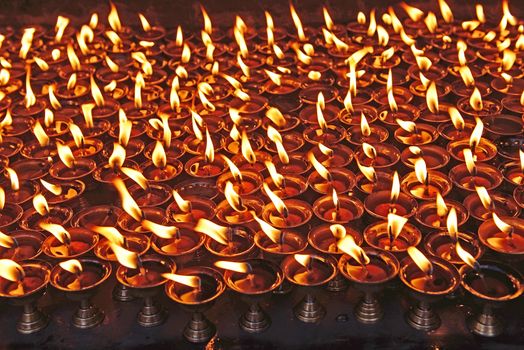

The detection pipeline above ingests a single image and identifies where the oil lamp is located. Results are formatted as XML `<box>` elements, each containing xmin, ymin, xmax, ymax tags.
<box><xmin>464</xmin><ymin>186</ymin><xmax>521</xmax><ymax>222</ymax></box>
<box><xmin>364</xmin><ymin>172</ymin><xmax>417</xmax><ymax>219</ymax></box>
<box><xmin>215</xmin><ymin>181</ymin><xmax>263</xmax><ymax>226</ymax></box>
<box><xmin>302</xmin><ymin>92</ymin><xmax>346</xmax><ymax>146</ymax></box>
<box><xmin>400</xmin><ymin>157</ymin><xmax>452</xmax><ymax>200</ymax></box>
<box><xmin>261</xmin><ymin>183</ymin><xmax>312</xmax><ymax>229</ymax></box>
<box><xmin>313</xmin><ymin>189</ymin><xmax>364</xmax><ymax>224</ymax></box>
<box><xmin>394</xmin><ymin>119</ymin><xmax>438</xmax><ymax>146</ymax></box>
<box><xmin>399</xmin><ymin>247</ymin><xmax>460</xmax><ymax>331</ymax></box>
<box><xmin>263</xmin><ymin>160</ymin><xmax>307</xmax><ymax>199</ymax></box>
<box><xmin>337</xmin><ymin>236</ymin><xmax>399</xmax><ymax>323</ymax></box>
<box><xmin>197</xmin><ymin>219</ymin><xmax>257</xmax><ymax>261</ymax></box>
<box><xmin>449</xmin><ymin>148</ymin><xmax>503</xmax><ymax>192</ymax></box>
<box><xmin>458</xmin><ymin>253</ymin><xmax>523</xmax><ymax>337</ymax></box>
<box><xmin>307</xmin><ymin>152</ymin><xmax>356</xmax><ymax>194</ymax></box>
<box><xmin>282</xmin><ymin>254</ymin><xmax>337</xmax><ymax>323</ymax></box>
<box><xmin>166</xmin><ymin>190</ymin><xmax>216</xmax><ymax>224</ymax></box>
<box><xmin>216</xmin><ymin>156</ymin><xmax>263</xmax><ymax>196</ymax></box>
<box><xmin>400</xmin><ymin>145</ymin><xmax>449</xmax><ymax>171</ymax></box>
<box><xmin>164</xmin><ymin>266</ymin><xmax>225</xmax><ymax>343</ymax></box>
<box><xmin>364</xmin><ymin>213</ymin><xmax>422</xmax><ymax>254</ymax></box>
<box><xmin>116</xmin><ymin>250</ymin><xmax>174</xmax><ymax>327</ymax></box>
<box><xmin>355</xmin><ymin>162</ymin><xmax>393</xmax><ymax>195</ymax></box>
<box><xmin>50</xmin><ymin>258</ymin><xmax>111</xmax><ymax>328</ymax></box>
<box><xmin>0</xmin><ymin>230</ymin><xmax>44</xmax><ymax>261</ymax></box>
<box><xmin>217</xmin><ymin>259</ymin><xmax>284</xmax><ymax>333</ymax></box>
<box><xmin>346</xmin><ymin>112</ymin><xmax>389</xmax><ymax>146</ymax></box>
<box><xmin>141</xmin><ymin>141</ymin><xmax>182</xmax><ymax>183</ymax></box>
<box><xmin>20</xmin><ymin>194</ymin><xmax>73</xmax><ymax>231</ymax></box>
<box><xmin>49</xmin><ymin>142</ymin><xmax>97</xmax><ymax>181</ymax></box>
<box><xmin>447</xmin><ymin>117</ymin><xmax>497</xmax><ymax>162</ymax></box>
<box><xmin>253</xmin><ymin>215</ymin><xmax>307</xmax><ymax>258</ymax></box>
<box><xmin>423</xmin><ymin>207</ymin><xmax>484</xmax><ymax>265</ymax></box>
<box><xmin>0</xmin><ymin>259</ymin><xmax>51</xmax><ymax>334</ymax></box>
<box><xmin>185</xmin><ymin>128</ymin><xmax>227</xmax><ymax>178</ymax></box>
<box><xmin>478</xmin><ymin>214</ymin><xmax>524</xmax><ymax>257</ymax></box>
<box><xmin>150</xmin><ymin>222</ymin><xmax>205</xmax><ymax>265</ymax></box>
<box><xmin>355</xmin><ymin>142</ymin><xmax>401</xmax><ymax>170</ymax></box>
<box><xmin>308</xmin><ymin>142</ymin><xmax>354</xmax><ymax>168</ymax></box>
<box><xmin>41</xmin><ymin>223</ymin><xmax>98</xmax><ymax>259</ymax></box>
<box><xmin>416</xmin><ymin>192</ymin><xmax>469</xmax><ymax>230</ymax></box>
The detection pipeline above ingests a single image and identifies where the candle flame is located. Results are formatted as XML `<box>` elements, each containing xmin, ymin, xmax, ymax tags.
<box><xmin>456</xmin><ymin>241</ymin><xmax>480</xmax><ymax>270</ymax></box>
<box><xmin>5</xmin><ymin>168</ymin><xmax>19</xmax><ymax>191</ymax></box>
<box><xmin>0</xmin><ymin>259</ymin><xmax>25</xmax><ymax>282</ymax></box>
<box><xmin>194</xmin><ymin>218</ymin><xmax>229</xmax><ymax>245</ymax></box>
<box><xmin>446</xmin><ymin>207</ymin><xmax>458</xmax><ymax>239</ymax></box>
<box><xmin>181</xmin><ymin>43</ymin><xmax>191</xmax><ymax>63</ymax></box>
<box><xmin>435</xmin><ymin>192</ymin><xmax>448</xmax><ymax>217</ymax></box>
<box><xmin>223</xmin><ymin>155</ymin><xmax>243</xmax><ymax>182</ymax></box>
<box><xmin>215</xmin><ymin>260</ymin><xmax>250</xmax><ymax>273</ymax></box>
<box><xmin>24</xmin><ymin>67</ymin><xmax>36</xmax><ymax>109</ymax></box>
<box><xmin>56</xmin><ymin>142</ymin><xmax>75</xmax><ymax>168</ymax></box>
<box><xmin>162</xmin><ymin>273</ymin><xmax>201</xmax><ymax>288</ymax></box>
<box><xmin>357</xmin><ymin>161</ymin><xmax>376</xmax><ymax>182</ymax></box>
<box><xmin>224</xmin><ymin>181</ymin><xmax>245</xmax><ymax>212</ymax></box>
<box><xmin>152</xmin><ymin>141</ymin><xmax>167</xmax><ymax>169</ymax></box>
<box><xmin>0</xmin><ymin>231</ymin><xmax>14</xmax><ymax>249</ymax></box>
<box><xmin>111</xmin><ymin>244</ymin><xmax>139</xmax><ymax>269</ymax></box>
<box><xmin>338</xmin><ymin>236</ymin><xmax>370</xmax><ymax>265</ymax></box>
<box><xmin>240</xmin><ymin>131</ymin><xmax>256</xmax><ymax>164</ymax></box>
<box><xmin>59</xmin><ymin>259</ymin><xmax>83</xmax><ymax>274</ymax></box>
<box><xmin>0</xmin><ymin>68</ymin><xmax>10</xmax><ymax>86</ymax></box>
<box><xmin>263</xmin><ymin>182</ymin><xmax>288</xmax><ymax>217</ymax></box>
<box><xmin>414</xmin><ymin>158</ymin><xmax>428</xmax><ymax>185</ymax></box>
<box><xmin>253</xmin><ymin>213</ymin><xmax>281</xmax><ymax>244</ymax></box>
<box><xmin>501</xmin><ymin>49</ymin><xmax>517</xmax><ymax>71</ymax></box>
<box><xmin>289</xmin><ymin>4</ymin><xmax>306</xmax><ymax>41</ymax></box>
<box><xmin>360</xmin><ymin>113</ymin><xmax>371</xmax><ymax>137</ymax></box>
<box><xmin>69</xmin><ymin>124</ymin><xmax>85</xmax><ymax>149</ymax></box>
<box><xmin>134</xmin><ymin>72</ymin><xmax>144</xmax><ymax>109</ymax></box>
<box><xmin>388</xmin><ymin>171</ymin><xmax>399</xmax><ymax>203</ymax></box>
<box><xmin>469</xmin><ymin>88</ymin><xmax>483</xmax><ymax>112</ymax></box>
<box><xmin>39</xmin><ymin>179</ymin><xmax>62</xmax><ymax>197</ymax></box>
<box><xmin>121</xmin><ymin>167</ymin><xmax>149</xmax><ymax>190</ymax></box>
<box><xmin>191</xmin><ymin>110</ymin><xmax>204</xmax><ymax>141</ymax></box>
<box><xmin>425</xmin><ymin>81</ymin><xmax>439</xmax><ymax>113</ymax></box>
<box><xmin>204</xmin><ymin>128</ymin><xmax>215</xmax><ymax>163</ymax></box>
<box><xmin>33</xmin><ymin>194</ymin><xmax>49</xmax><ymax>216</ymax></box>
<box><xmin>386</xmin><ymin>69</ymin><xmax>398</xmax><ymax>112</ymax></box>
<box><xmin>469</xmin><ymin>118</ymin><xmax>483</xmax><ymax>150</ymax></box>
<box><xmin>138</xmin><ymin>13</ymin><xmax>151</xmax><ymax>32</ymax></box>
<box><xmin>265</xmin><ymin>161</ymin><xmax>285</xmax><ymax>188</ymax></box>
<box><xmin>266</xmin><ymin>107</ymin><xmax>286</xmax><ymax>127</ymax></box>
<box><xmin>200</xmin><ymin>5</ymin><xmax>213</xmax><ymax>34</ymax></box>
<box><xmin>448</xmin><ymin>107</ymin><xmax>465</xmax><ymax>130</ymax></box>
<box><xmin>33</xmin><ymin>56</ymin><xmax>49</xmax><ymax>71</ymax></box>
<box><xmin>438</xmin><ymin>0</ymin><xmax>454</xmax><ymax>23</ymax></box>
<box><xmin>19</xmin><ymin>28</ymin><xmax>35</xmax><ymax>59</ymax></box>
<box><xmin>357</xmin><ymin>11</ymin><xmax>366</xmax><ymax>24</ymax></box>
<box><xmin>0</xmin><ymin>188</ymin><xmax>4</xmax><ymax>211</ymax></box>
<box><xmin>463</xmin><ymin>148</ymin><xmax>476</xmax><ymax>175</ymax></box>
<box><xmin>172</xmin><ymin>190</ymin><xmax>191</xmax><ymax>213</ymax></box>
<box><xmin>362</xmin><ymin>142</ymin><xmax>377</xmax><ymax>159</ymax></box>
<box><xmin>401</xmin><ymin>2</ymin><xmax>424</xmax><ymax>22</ymax></box>
<box><xmin>90</xmin><ymin>226</ymin><xmax>124</xmax><ymax>246</ymax></box>
<box><xmin>141</xmin><ymin>220</ymin><xmax>177</xmax><ymax>239</ymax></box>
<box><xmin>33</xmin><ymin>121</ymin><xmax>50</xmax><ymax>147</ymax></box>
<box><xmin>367</xmin><ymin>9</ymin><xmax>377</xmax><ymax>36</ymax></box>
<box><xmin>308</xmin><ymin>152</ymin><xmax>331</xmax><ymax>181</ymax></box>
<box><xmin>39</xmin><ymin>222</ymin><xmax>71</xmax><ymax>245</ymax></box>
<box><xmin>476</xmin><ymin>4</ymin><xmax>486</xmax><ymax>23</ymax></box>
<box><xmin>407</xmin><ymin>246</ymin><xmax>433</xmax><ymax>276</ymax></box>
<box><xmin>330</xmin><ymin>224</ymin><xmax>346</xmax><ymax>239</ymax></box>
<box><xmin>319</xmin><ymin>143</ymin><xmax>333</xmax><ymax>157</ymax></box>
<box><xmin>492</xmin><ymin>213</ymin><xmax>513</xmax><ymax>236</ymax></box>
<box><xmin>265</xmin><ymin>69</ymin><xmax>282</xmax><ymax>86</ymax></box>
<box><xmin>108</xmin><ymin>1</ymin><xmax>122</xmax><ymax>32</ymax></box>
<box><xmin>267</xmin><ymin>126</ymin><xmax>288</xmax><ymax>164</ymax></box>
<box><xmin>472</xmin><ymin>187</ymin><xmax>492</xmax><ymax>213</ymax></box>
<box><xmin>113</xmin><ymin>178</ymin><xmax>142</xmax><ymax>222</ymax></box>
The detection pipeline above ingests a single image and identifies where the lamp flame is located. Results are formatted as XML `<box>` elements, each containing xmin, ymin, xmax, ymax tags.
<box><xmin>407</xmin><ymin>246</ymin><xmax>433</xmax><ymax>276</ymax></box>
<box><xmin>194</xmin><ymin>219</ymin><xmax>229</xmax><ymax>245</ymax></box>
<box><xmin>33</xmin><ymin>194</ymin><xmax>49</xmax><ymax>216</ymax></box>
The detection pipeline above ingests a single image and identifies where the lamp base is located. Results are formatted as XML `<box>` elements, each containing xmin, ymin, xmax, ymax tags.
<box><xmin>294</xmin><ymin>293</ymin><xmax>325</xmax><ymax>323</ymax></box>
<box><xmin>113</xmin><ymin>283</ymin><xmax>135</xmax><ymax>302</ymax></box>
<box><xmin>183</xmin><ymin>312</ymin><xmax>216</xmax><ymax>343</ymax></box>
<box><xmin>239</xmin><ymin>302</ymin><xmax>271</xmax><ymax>333</ymax></box>
<box><xmin>73</xmin><ymin>299</ymin><xmax>104</xmax><ymax>329</ymax></box>
<box><xmin>355</xmin><ymin>294</ymin><xmax>383</xmax><ymax>324</ymax></box>
<box><xmin>468</xmin><ymin>306</ymin><xmax>503</xmax><ymax>337</ymax></box>
<box><xmin>17</xmin><ymin>303</ymin><xmax>49</xmax><ymax>334</ymax></box>
<box><xmin>137</xmin><ymin>297</ymin><xmax>167</xmax><ymax>327</ymax></box>
<box><xmin>406</xmin><ymin>301</ymin><xmax>441</xmax><ymax>331</ymax></box>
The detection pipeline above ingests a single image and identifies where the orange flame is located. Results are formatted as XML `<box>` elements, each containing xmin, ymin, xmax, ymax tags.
<box><xmin>308</xmin><ymin>153</ymin><xmax>331</xmax><ymax>181</ymax></box>
<box><xmin>141</xmin><ymin>220</ymin><xmax>177</xmax><ymax>239</ymax></box>
<box><xmin>0</xmin><ymin>259</ymin><xmax>25</xmax><ymax>282</ymax></box>
<box><xmin>215</xmin><ymin>260</ymin><xmax>250</xmax><ymax>273</ymax></box>
<box><xmin>194</xmin><ymin>218</ymin><xmax>229</xmax><ymax>245</ymax></box>
<box><xmin>113</xmin><ymin>178</ymin><xmax>142</xmax><ymax>221</ymax></box>
<box><xmin>5</xmin><ymin>168</ymin><xmax>19</xmax><ymax>191</ymax></box>
<box><xmin>56</xmin><ymin>142</ymin><xmax>76</xmax><ymax>169</ymax></box>
<box><xmin>265</xmin><ymin>161</ymin><xmax>285</xmax><ymax>188</ymax></box>
<box><xmin>39</xmin><ymin>222</ymin><xmax>71</xmax><ymax>244</ymax></box>
<box><xmin>162</xmin><ymin>273</ymin><xmax>201</xmax><ymax>288</ymax></box>
<box><xmin>263</xmin><ymin>182</ymin><xmax>288</xmax><ymax>217</ymax></box>
<box><xmin>253</xmin><ymin>213</ymin><xmax>281</xmax><ymax>244</ymax></box>
<box><xmin>33</xmin><ymin>194</ymin><xmax>49</xmax><ymax>216</ymax></box>
<box><xmin>414</xmin><ymin>158</ymin><xmax>428</xmax><ymax>185</ymax></box>
<box><xmin>338</xmin><ymin>236</ymin><xmax>370</xmax><ymax>266</ymax></box>
<box><xmin>172</xmin><ymin>190</ymin><xmax>191</xmax><ymax>213</ymax></box>
<box><xmin>456</xmin><ymin>241</ymin><xmax>480</xmax><ymax>270</ymax></box>
<box><xmin>108</xmin><ymin>1</ymin><xmax>122</xmax><ymax>32</ymax></box>
<box><xmin>407</xmin><ymin>246</ymin><xmax>433</xmax><ymax>276</ymax></box>
<box><xmin>492</xmin><ymin>213</ymin><xmax>513</xmax><ymax>236</ymax></box>
<box><xmin>224</xmin><ymin>182</ymin><xmax>245</xmax><ymax>212</ymax></box>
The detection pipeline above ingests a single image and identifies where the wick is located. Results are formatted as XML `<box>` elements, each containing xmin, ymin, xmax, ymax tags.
<box><xmin>278</xmin><ymin>231</ymin><xmax>285</xmax><ymax>252</ymax></box>
<box><xmin>100</xmin><ymin>207</ymin><xmax>113</xmax><ymax>226</ymax></box>
<box><xmin>387</xmin><ymin>225</ymin><xmax>395</xmax><ymax>251</ymax></box>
